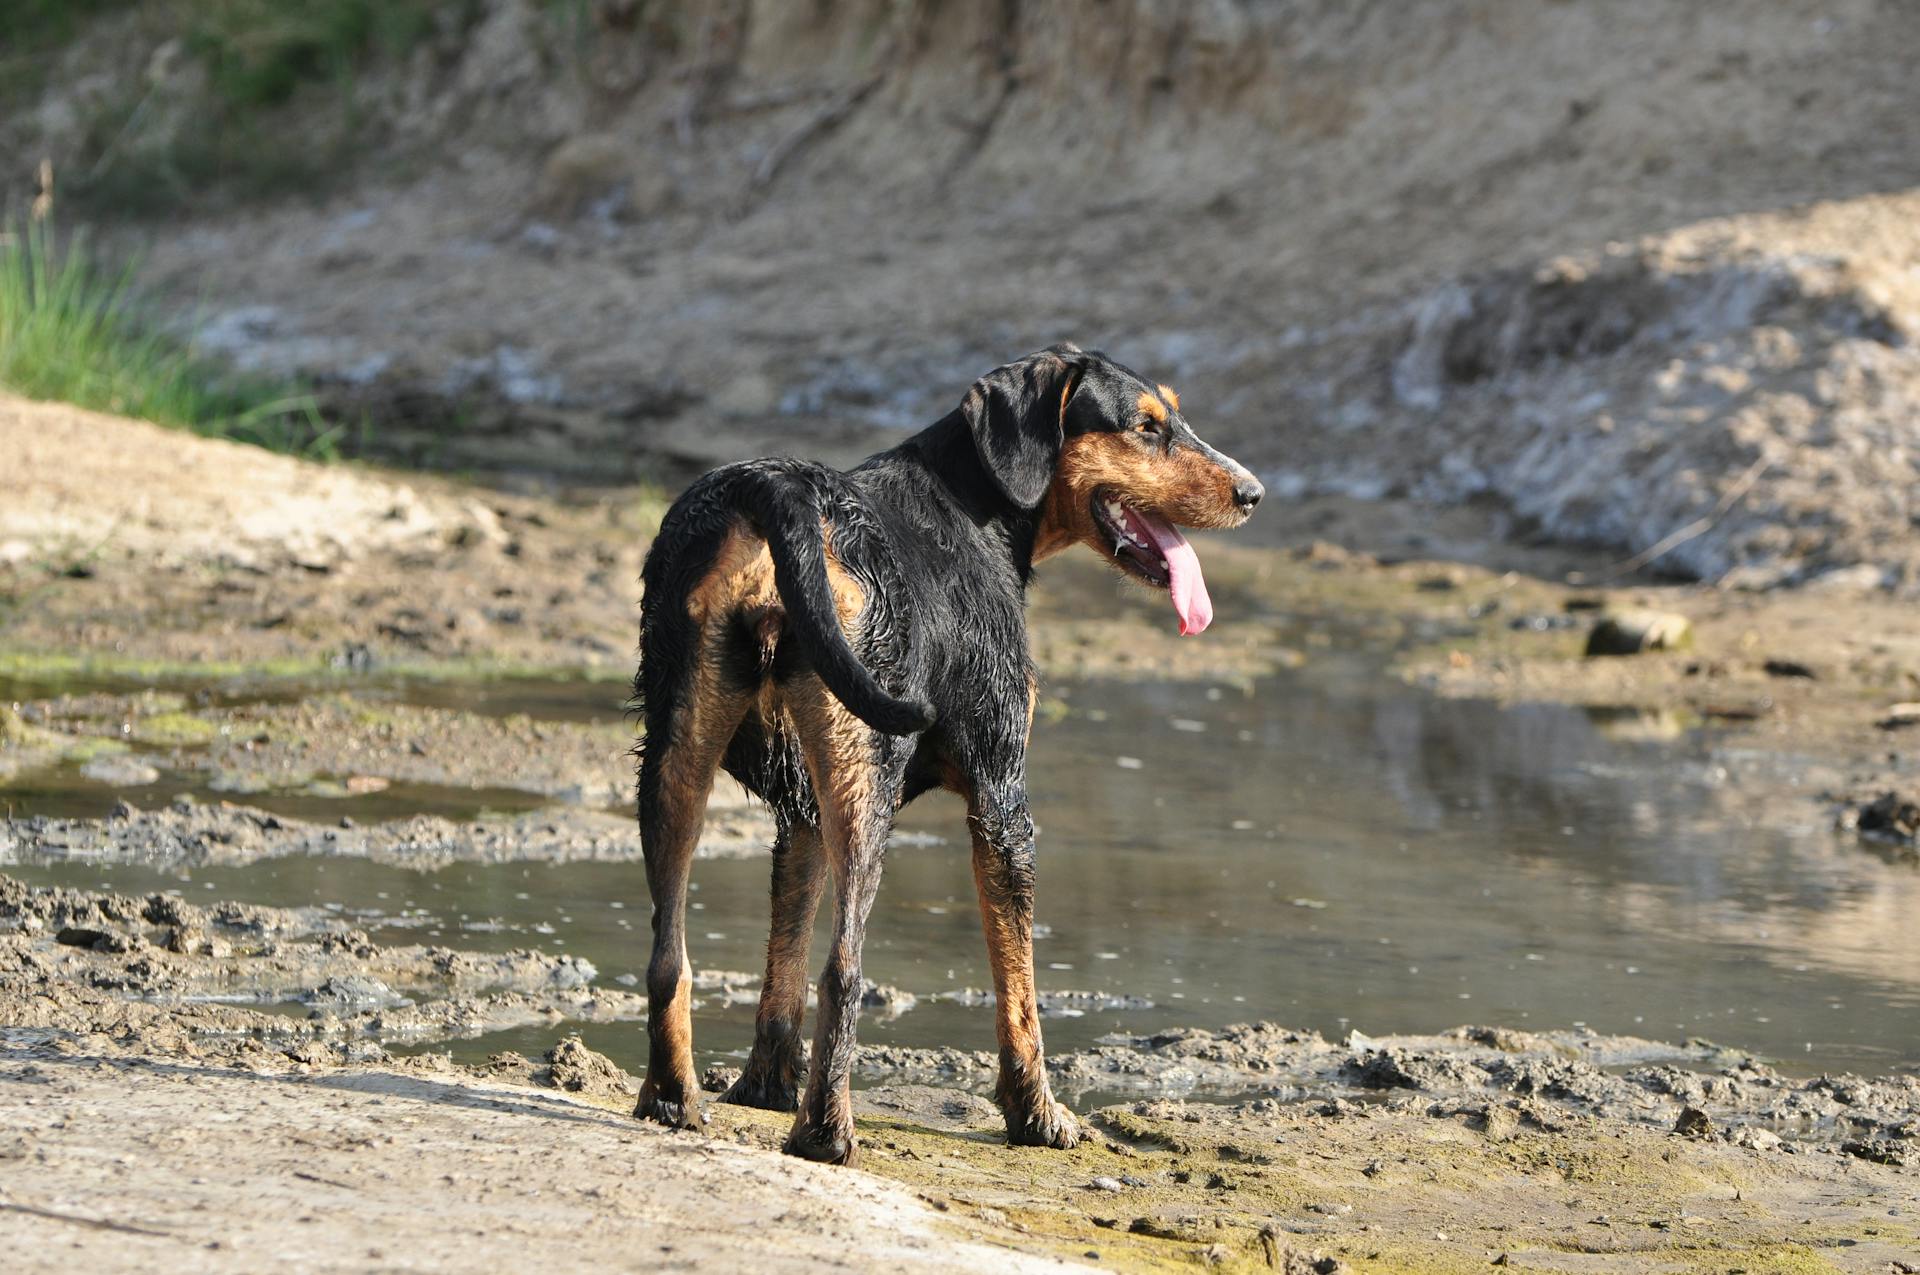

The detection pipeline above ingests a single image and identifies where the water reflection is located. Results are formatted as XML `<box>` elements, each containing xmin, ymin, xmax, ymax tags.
<box><xmin>6</xmin><ymin>669</ymin><xmax>1916</xmax><ymax>1080</ymax></box>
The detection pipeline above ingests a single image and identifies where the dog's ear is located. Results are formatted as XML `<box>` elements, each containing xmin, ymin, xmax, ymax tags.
<box><xmin>963</xmin><ymin>346</ymin><xmax>1085</xmax><ymax>509</ymax></box>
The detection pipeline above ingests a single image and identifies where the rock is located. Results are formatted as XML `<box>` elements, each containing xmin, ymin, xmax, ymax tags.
<box><xmin>1256</xmin><ymin>1226</ymin><xmax>1350</xmax><ymax>1275</ymax></box>
<box><xmin>1674</xmin><ymin>1106</ymin><xmax>1712</xmax><ymax>1138</ymax></box>
<box><xmin>305</xmin><ymin>975</ymin><xmax>407</xmax><ymax>1009</ymax></box>
<box><xmin>1760</xmin><ymin>658</ymin><xmax>1817</xmax><ymax>679</ymax></box>
<box><xmin>1874</xmin><ymin>703</ymin><xmax>1920</xmax><ymax>730</ymax></box>
<box><xmin>1849</xmin><ymin>792</ymin><xmax>1920</xmax><ymax>844</ymax></box>
<box><xmin>1728</xmin><ymin>1126</ymin><xmax>1782</xmax><ymax>1151</ymax></box>
<box><xmin>533</xmin><ymin>133</ymin><xmax>676</xmax><ymax>221</ymax></box>
<box><xmin>1840</xmin><ymin>1138</ymin><xmax>1910</xmax><ymax>1167</ymax></box>
<box><xmin>1585</xmin><ymin>611</ymin><xmax>1693</xmax><ymax>657</ymax></box>
<box><xmin>860</xmin><ymin>981</ymin><xmax>917</xmax><ymax>1016</ymax></box>
<box><xmin>540</xmin><ymin>1036</ymin><xmax>637</xmax><ymax>1101</ymax></box>
<box><xmin>79</xmin><ymin>755</ymin><xmax>162</xmax><ymax>787</ymax></box>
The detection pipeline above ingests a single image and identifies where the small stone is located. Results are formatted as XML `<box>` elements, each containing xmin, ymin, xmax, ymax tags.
<box><xmin>1089</xmin><ymin>1176</ymin><xmax>1126</xmax><ymax>1193</ymax></box>
<box><xmin>1728</xmin><ymin>1126</ymin><xmax>1782</xmax><ymax>1152</ymax></box>
<box><xmin>1675</xmin><ymin>1106</ymin><xmax>1713</xmax><ymax>1138</ymax></box>
<box><xmin>1876</xmin><ymin>703</ymin><xmax>1920</xmax><ymax>730</ymax></box>
<box><xmin>1586</xmin><ymin>610</ymin><xmax>1693</xmax><ymax>657</ymax></box>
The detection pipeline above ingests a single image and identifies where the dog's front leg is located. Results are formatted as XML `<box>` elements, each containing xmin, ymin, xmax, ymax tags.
<box><xmin>968</xmin><ymin>784</ymin><xmax>1080</xmax><ymax>1149</ymax></box>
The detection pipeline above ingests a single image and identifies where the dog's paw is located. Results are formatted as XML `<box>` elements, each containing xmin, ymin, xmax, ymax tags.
<box><xmin>719</xmin><ymin>1067</ymin><xmax>801</xmax><ymax>1113</ymax></box>
<box><xmin>634</xmin><ymin>1080</ymin><xmax>706</xmax><ymax>1131</ymax></box>
<box><xmin>783</xmin><ymin>1117</ymin><xmax>856</xmax><ymax>1166</ymax></box>
<box><xmin>1006</xmin><ymin>1097</ymin><xmax>1080</xmax><ymax>1150</ymax></box>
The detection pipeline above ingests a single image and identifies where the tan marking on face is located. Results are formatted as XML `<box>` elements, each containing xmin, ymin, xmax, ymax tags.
<box><xmin>1158</xmin><ymin>384</ymin><xmax>1180</xmax><ymax>411</ymax></box>
<box><xmin>1033</xmin><ymin>431</ymin><xmax>1245</xmax><ymax>563</ymax></box>
<box><xmin>1137</xmin><ymin>390</ymin><xmax>1168</xmax><ymax>423</ymax></box>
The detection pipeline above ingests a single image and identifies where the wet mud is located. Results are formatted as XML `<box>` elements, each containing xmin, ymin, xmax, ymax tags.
<box><xmin>3</xmin><ymin>871</ymin><xmax>1916</xmax><ymax>1271</ymax></box>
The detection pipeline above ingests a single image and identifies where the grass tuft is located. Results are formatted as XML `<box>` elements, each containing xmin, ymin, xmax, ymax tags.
<box><xmin>0</xmin><ymin>216</ymin><xmax>350</xmax><ymax>458</ymax></box>
<box><xmin>184</xmin><ymin>0</ymin><xmax>445</xmax><ymax>108</ymax></box>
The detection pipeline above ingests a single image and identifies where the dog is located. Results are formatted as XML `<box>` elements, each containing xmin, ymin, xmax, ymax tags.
<box><xmin>631</xmin><ymin>343</ymin><xmax>1262</xmax><ymax>1164</ymax></box>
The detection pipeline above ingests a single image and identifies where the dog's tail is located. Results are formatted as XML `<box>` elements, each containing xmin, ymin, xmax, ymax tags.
<box><xmin>732</xmin><ymin>470</ymin><xmax>936</xmax><ymax>737</ymax></box>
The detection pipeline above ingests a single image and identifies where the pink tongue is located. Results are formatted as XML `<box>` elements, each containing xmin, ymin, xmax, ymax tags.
<box><xmin>1124</xmin><ymin>507</ymin><xmax>1214</xmax><ymax>636</ymax></box>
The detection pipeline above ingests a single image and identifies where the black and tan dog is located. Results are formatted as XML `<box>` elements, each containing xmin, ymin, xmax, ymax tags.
<box><xmin>631</xmin><ymin>344</ymin><xmax>1261</xmax><ymax>1164</ymax></box>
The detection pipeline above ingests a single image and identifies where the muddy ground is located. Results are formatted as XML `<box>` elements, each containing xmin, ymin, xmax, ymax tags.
<box><xmin>2</xmin><ymin>874</ymin><xmax>1918</xmax><ymax>1273</ymax></box>
<box><xmin>4</xmin><ymin>404</ymin><xmax>1920</xmax><ymax>1270</ymax></box>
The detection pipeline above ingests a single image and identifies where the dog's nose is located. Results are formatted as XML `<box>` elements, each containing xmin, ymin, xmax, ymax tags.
<box><xmin>1232</xmin><ymin>475</ymin><xmax>1264</xmax><ymax>511</ymax></box>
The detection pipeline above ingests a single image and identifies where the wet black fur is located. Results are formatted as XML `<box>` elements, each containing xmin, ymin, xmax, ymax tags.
<box><xmin>631</xmin><ymin>343</ymin><xmax>1260</xmax><ymax>1159</ymax></box>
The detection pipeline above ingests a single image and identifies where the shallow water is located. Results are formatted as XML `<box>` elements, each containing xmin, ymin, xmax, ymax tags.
<box><xmin>7</xmin><ymin>662</ymin><xmax>1918</xmax><ymax>1081</ymax></box>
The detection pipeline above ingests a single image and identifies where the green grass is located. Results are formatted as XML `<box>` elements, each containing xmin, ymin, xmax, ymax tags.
<box><xmin>0</xmin><ymin>216</ymin><xmax>349</xmax><ymax>457</ymax></box>
<box><xmin>184</xmin><ymin>0</ymin><xmax>447</xmax><ymax>108</ymax></box>
<box><xmin>41</xmin><ymin>1</ymin><xmax>475</xmax><ymax>213</ymax></box>
<box><xmin>0</xmin><ymin>0</ymin><xmax>139</xmax><ymax>101</ymax></box>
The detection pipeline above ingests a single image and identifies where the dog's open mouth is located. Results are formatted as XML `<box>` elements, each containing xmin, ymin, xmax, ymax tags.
<box><xmin>1091</xmin><ymin>489</ymin><xmax>1215</xmax><ymax>636</ymax></box>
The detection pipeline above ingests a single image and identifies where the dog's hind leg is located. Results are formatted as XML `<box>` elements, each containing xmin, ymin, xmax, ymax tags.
<box><xmin>969</xmin><ymin>782</ymin><xmax>1080</xmax><ymax>1149</ymax></box>
<box><xmin>781</xmin><ymin>681</ymin><xmax>896</xmax><ymax>1165</ymax></box>
<box><xmin>721</xmin><ymin>819</ymin><xmax>826</xmax><ymax>1112</ymax></box>
<box><xmin>634</xmin><ymin>635</ymin><xmax>752</xmax><ymax>1131</ymax></box>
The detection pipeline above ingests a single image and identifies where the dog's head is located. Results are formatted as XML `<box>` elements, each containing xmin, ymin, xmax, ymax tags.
<box><xmin>961</xmin><ymin>343</ymin><xmax>1262</xmax><ymax>636</ymax></box>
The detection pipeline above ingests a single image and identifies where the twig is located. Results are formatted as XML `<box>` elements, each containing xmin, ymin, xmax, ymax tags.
<box><xmin>292</xmin><ymin>1170</ymin><xmax>358</xmax><ymax>1191</ymax></box>
<box><xmin>0</xmin><ymin>1201</ymin><xmax>174</xmax><ymax>1239</ymax></box>
<box><xmin>1596</xmin><ymin>453</ymin><xmax>1772</xmax><ymax>582</ymax></box>
<box><xmin>737</xmin><ymin>72</ymin><xmax>885</xmax><ymax>213</ymax></box>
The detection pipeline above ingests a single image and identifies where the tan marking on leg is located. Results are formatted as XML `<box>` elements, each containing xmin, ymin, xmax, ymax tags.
<box><xmin>639</xmin><ymin>542</ymin><xmax>765</xmax><ymax>1127</ymax></box>
<box><xmin>788</xmin><ymin>675</ymin><xmax>875</xmax><ymax>836</ymax></box>
<box><xmin>782</xmin><ymin>674</ymin><xmax>886</xmax><ymax>1164</ymax></box>
<box><xmin>969</xmin><ymin>816</ymin><xmax>1042</xmax><ymax>1073</ymax></box>
<box><xmin>966</xmin><ymin>794</ymin><xmax>1077</xmax><ymax>1148</ymax></box>
<box><xmin>761</xmin><ymin>824</ymin><xmax>825</xmax><ymax>1025</ymax></box>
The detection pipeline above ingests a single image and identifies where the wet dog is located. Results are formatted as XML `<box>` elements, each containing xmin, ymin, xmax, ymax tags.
<box><xmin>631</xmin><ymin>344</ymin><xmax>1261</xmax><ymax>1163</ymax></box>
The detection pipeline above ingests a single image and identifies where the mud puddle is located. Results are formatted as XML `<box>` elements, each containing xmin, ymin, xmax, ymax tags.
<box><xmin>8</xmin><ymin>666</ymin><xmax>1918</xmax><ymax>1083</ymax></box>
<box><xmin>1</xmin><ymin>758</ymin><xmax>551</xmax><ymax>824</ymax></box>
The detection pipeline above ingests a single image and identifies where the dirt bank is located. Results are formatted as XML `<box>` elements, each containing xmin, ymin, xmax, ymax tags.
<box><xmin>10</xmin><ymin>1</ymin><xmax>1920</xmax><ymax>589</ymax></box>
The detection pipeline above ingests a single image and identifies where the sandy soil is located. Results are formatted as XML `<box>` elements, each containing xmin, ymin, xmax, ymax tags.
<box><xmin>0</xmin><ymin>1052</ymin><xmax>1064</xmax><ymax>1274</ymax></box>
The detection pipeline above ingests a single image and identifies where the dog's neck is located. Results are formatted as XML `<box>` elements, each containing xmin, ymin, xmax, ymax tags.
<box><xmin>894</xmin><ymin>411</ymin><xmax>1044</xmax><ymax>583</ymax></box>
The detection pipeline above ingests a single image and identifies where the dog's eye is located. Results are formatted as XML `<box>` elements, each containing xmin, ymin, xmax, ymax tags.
<box><xmin>1134</xmin><ymin>418</ymin><xmax>1160</xmax><ymax>434</ymax></box>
